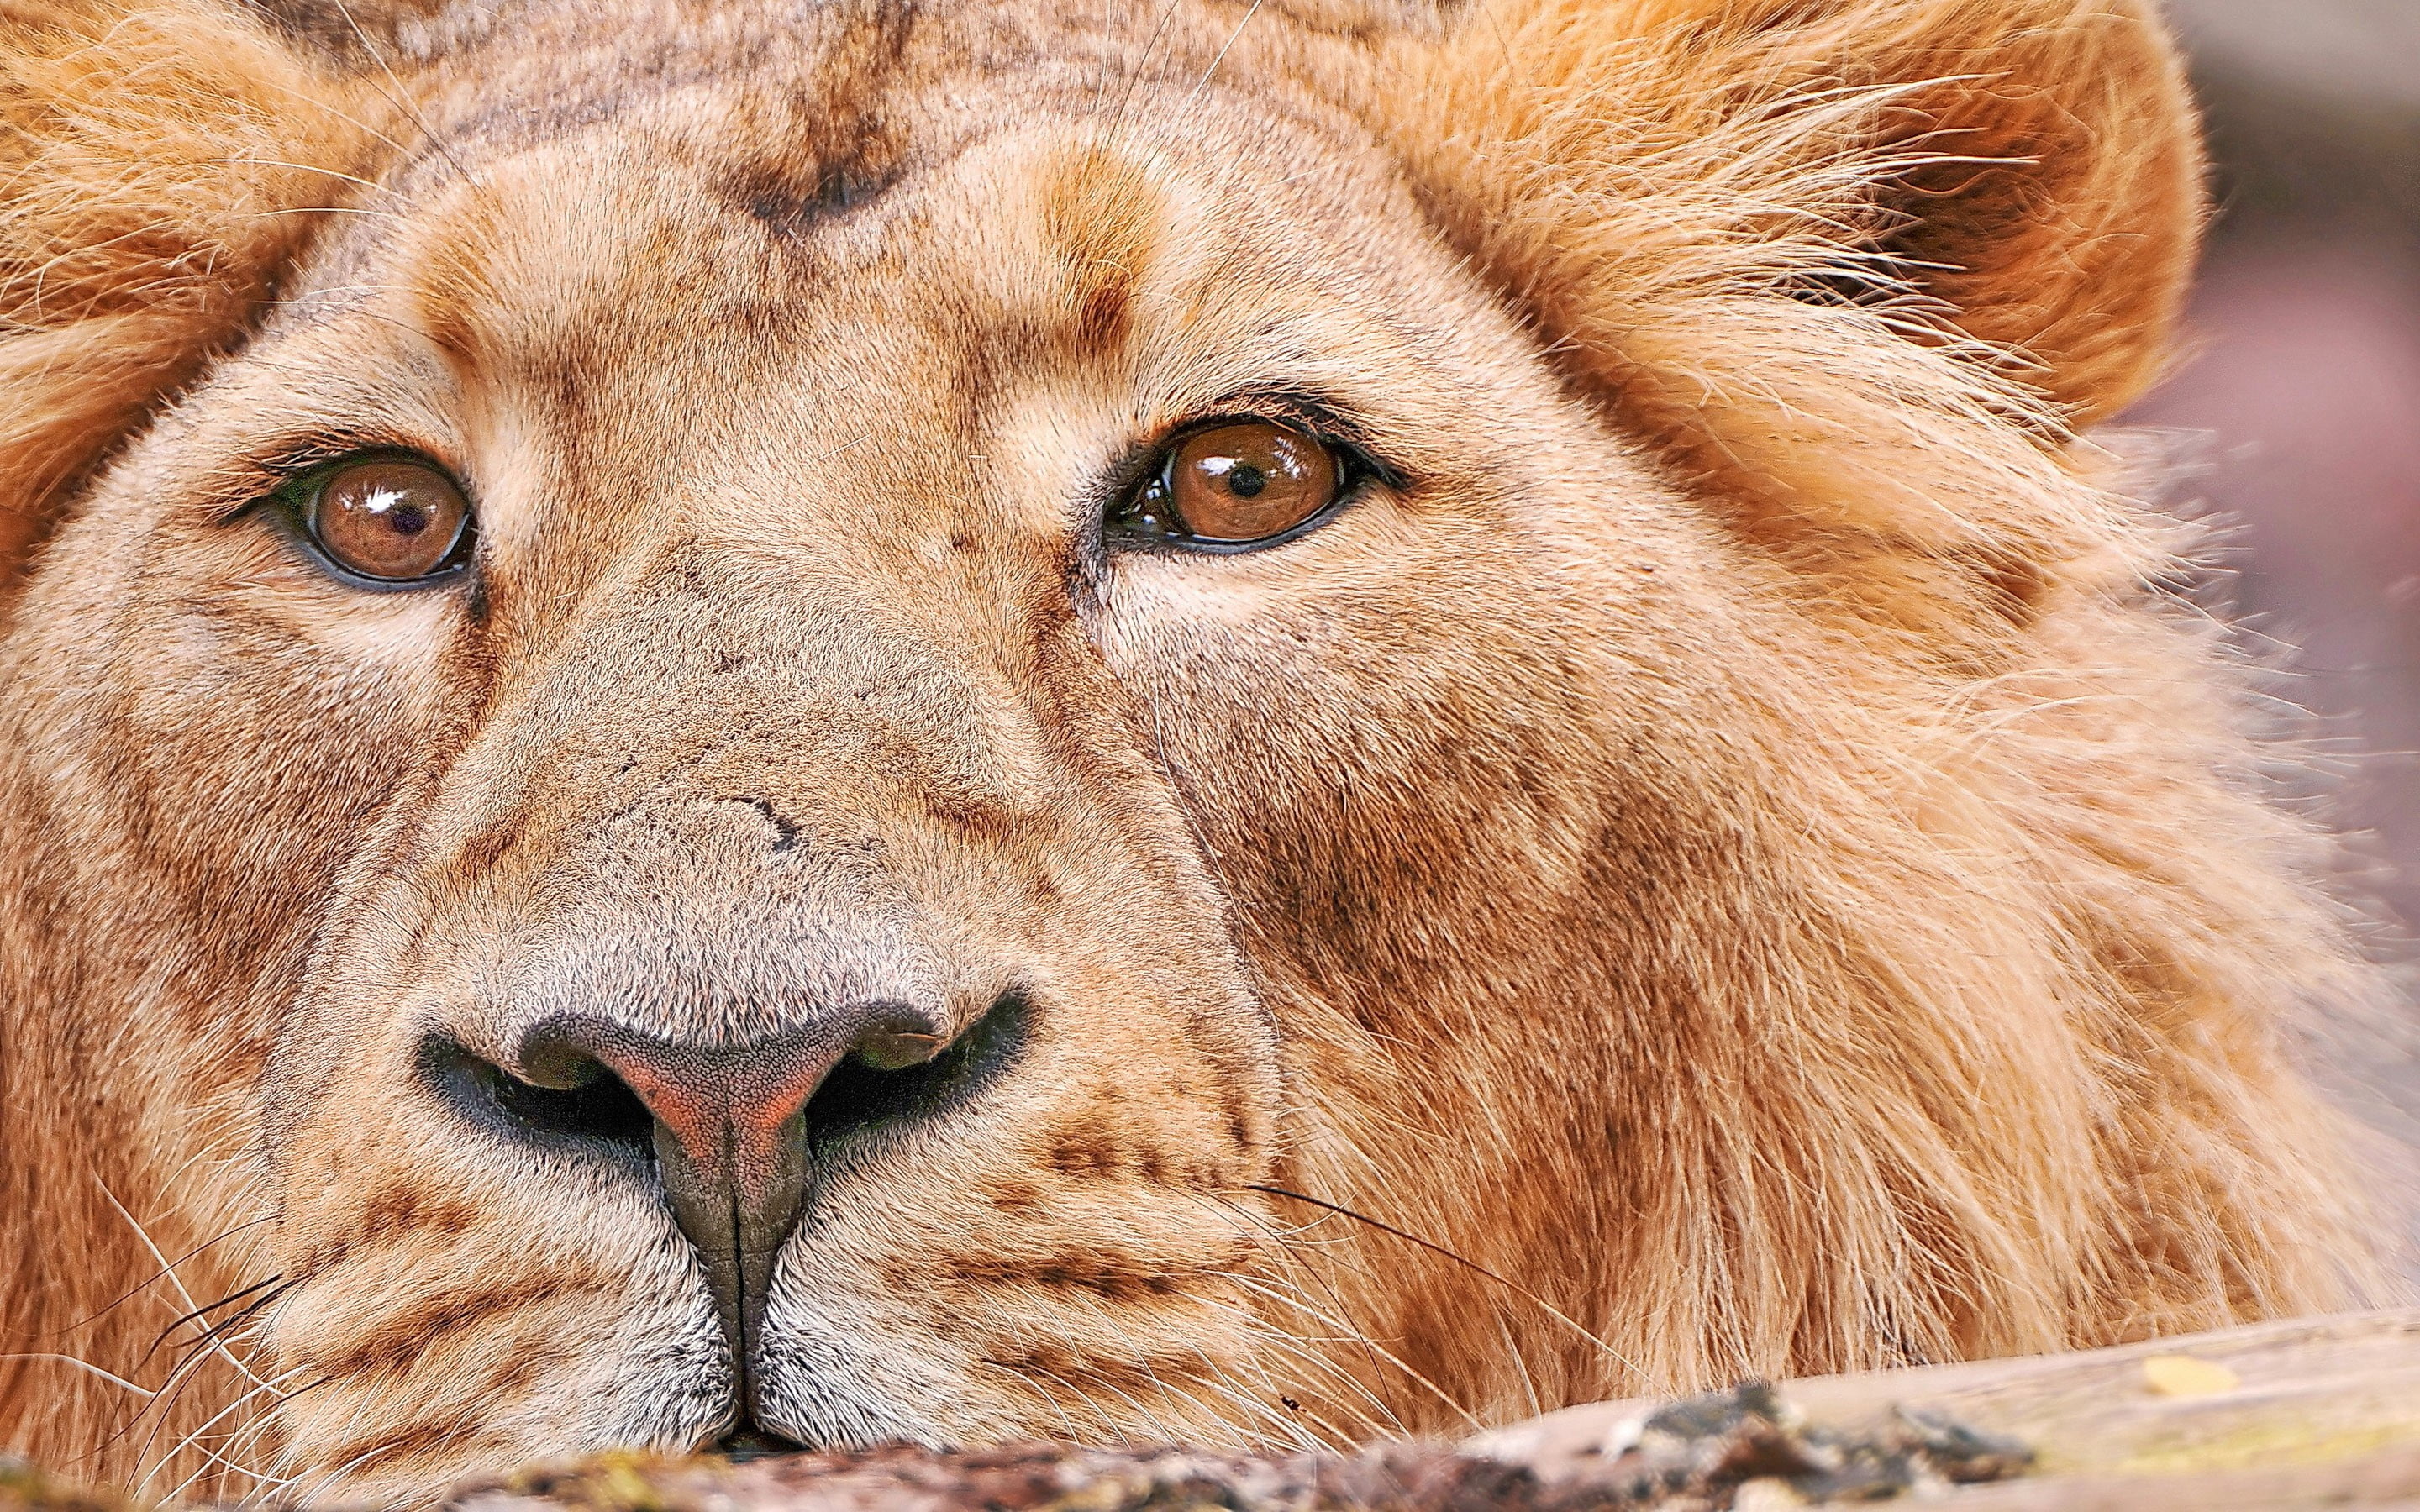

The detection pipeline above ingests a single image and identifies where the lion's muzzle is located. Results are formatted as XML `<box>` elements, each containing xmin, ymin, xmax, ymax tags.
<box><xmin>436</xmin><ymin>996</ymin><xmax>1011</xmax><ymax>1429</ymax></box>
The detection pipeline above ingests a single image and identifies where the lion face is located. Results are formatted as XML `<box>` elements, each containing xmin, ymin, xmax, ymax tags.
<box><xmin>26</xmin><ymin>17</ymin><xmax>1682</xmax><ymax>1486</ymax></box>
<box><xmin>0</xmin><ymin>0</ymin><xmax>2391</xmax><ymax>1503</ymax></box>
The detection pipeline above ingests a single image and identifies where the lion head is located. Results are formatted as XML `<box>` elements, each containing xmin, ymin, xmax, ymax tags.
<box><xmin>0</xmin><ymin>0</ymin><xmax>2393</xmax><ymax>1501</ymax></box>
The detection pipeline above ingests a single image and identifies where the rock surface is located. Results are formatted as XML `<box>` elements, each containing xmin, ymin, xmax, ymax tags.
<box><xmin>9</xmin><ymin>1311</ymin><xmax>2418</xmax><ymax>1511</ymax></box>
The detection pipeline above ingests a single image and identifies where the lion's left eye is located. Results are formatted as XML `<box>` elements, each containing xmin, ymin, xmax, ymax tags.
<box><xmin>1110</xmin><ymin>421</ymin><xmax>1342</xmax><ymax>547</ymax></box>
<box><xmin>296</xmin><ymin>456</ymin><xmax>474</xmax><ymax>584</ymax></box>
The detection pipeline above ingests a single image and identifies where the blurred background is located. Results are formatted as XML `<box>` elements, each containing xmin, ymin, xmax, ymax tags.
<box><xmin>2143</xmin><ymin>0</ymin><xmax>2420</xmax><ymax>1242</ymax></box>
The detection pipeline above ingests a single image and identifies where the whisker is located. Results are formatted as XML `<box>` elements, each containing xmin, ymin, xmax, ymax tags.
<box><xmin>241</xmin><ymin>204</ymin><xmax>412</xmax><ymax>222</ymax></box>
<box><xmin>988</xmin><ymin>1359</ymin><xmax>1086</xmax><ymax>1441</ymax></box>
<box><xmin>1022</xmin><ymin>1363</ymin><xmax>1132</xmax><ymax>1446</ymax></box>
<box><xmin>93</xmin><ymin>1180</ymin><xmax>281</xmax><ymax>1396</ymax></box>
<box><xmin>0</xmin><ymin>1353</ymin><xmax>156</xmax><ymax>1399</ymax></box>
<box><xmin>1182</xmin><ymin>0</ymin><xmax>1265</xmax><ymax>108</ymax></box>
<box><xmin>327</xmin><ymin>0</ymin><xmax>478</xmax><ymax>188</ymax></box>
<box><xmin>1192</xmin><ymin>1190</ymin><xmax>1407</xmax><ymax>1431</ymax></box>
<box><xmin>1497</xmin><ymin>1309</ymin><xmax>1546</xmax><ymax>1422</ymax></box>
<box><xmin>1251</xmin><ymin>1184</ymin><xmax>1649</xmax><ymax>1386</ymax></box>
<box><xmin>1211</xmin><ymin>1272</ymin><xmax>1482</xmax><ymax>1431</ymax></box>
<box><xmin>51</xmin><ymin>1215</ymin><xmax>274</xmax><ymax>1338</ymax></box>
<box><xmin>218</xmin><ymin>1376</ymin><xmax>337</xmax><ymax>1504</ymax></box>
<box><xmin>75</xmin><ymin>1185</ymin><xmax>285</xmax><ymax>1471</ymax></box>
<box><xmin>1103</xmin><ymin>0</ymin><xmax>1187</xmax><ymax>132</ymax></box>
<box><xmin>120</xmin><ymin>1280</ymin><xmax>298</xmax><ymax>1481</ymax></box>
<box><xmin>250</xmin><ymin>74</ymin><xmax>424</xmax><ymax>165</ymax></box>
<box><xmin>283</xmin><ymin>1438</ymin><xmax>398</xmax><ymax>1511</ymax></box>
<box><xmin>1067</xmin><ymin>1296</ymin><xmax>1204</xmax><ymax>1445</ymax></box>
<box><xmin>1053</xmin><ymin>1348</ymin><xmax>1185</xmax><ymax>1445</ymax></box>
<box><xmin>1178</xmin><ymin>1246</ymin><xmax>1405</xmax><ymax>1416</ymax></box>
<box><xmin>144</xmin><ymin>1275</ymin><xmax>288</xmax><ymax>1366</ymax></box>
<box><xmin>139</xmin><ymin>1367</ymin><xmax>315</xmax><ymax>1502</ymax></box>
<box><xmin>1194</xmin><ymin>1336</ymin><xmax>1367</xmax><ymax>1457</ymax></box>
<box><xmin>1186</xmin><ymin>1293</ymin><xmax>1402</xmax><ymax>1439</ymax></box>
<box><xmin>1171</xmin><ymin>1362</ymin><xmax>1313</xmax><ymax>1452</ymax></box>
<box><xmin>94</xmin><ymin>1180</ymin><xmax>238</xmax><ymax>1363</ymax></box>
<box><xmin>1171</xmin><ymin>1337</ymin><xmax>1336</xmax><ymax>1453</ymax></box>
<box><xmin>213</xmin><ymin>158</ymin><xmax>398</xmax><ymax>198</ymax></box>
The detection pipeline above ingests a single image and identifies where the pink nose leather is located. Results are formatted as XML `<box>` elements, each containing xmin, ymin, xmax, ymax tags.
<box><xmin>601</xmin><ymin>1042</ymin><xmax>834</xmax><ymax>1207</ymax></box>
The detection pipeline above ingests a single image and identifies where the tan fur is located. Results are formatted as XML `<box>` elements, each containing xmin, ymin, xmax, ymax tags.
<box><xmin>0</xmin><ymin>0</ymin><xmax>2398</xmax><ymax>1502</ymax></box>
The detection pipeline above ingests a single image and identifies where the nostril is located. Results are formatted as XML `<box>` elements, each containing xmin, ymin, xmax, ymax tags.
<box><xmin>803</xmin><ymin>987</ymin><xmax>1032</xmax><ymax>1152</ymax></box>
<box><xmin>856</xmin><ymin>1026</ymin><xmax>947</xmax><ymax>1072</ymax></box>
<box><xmin>418</xmin><ymin>1032</ymin><xmax>655</xmax><ymax>1161</ymax></box>
<box><xmin>492</xmin><ymin>1053</ymin><xmax>655</xmax><ymax>1151</ymax></box>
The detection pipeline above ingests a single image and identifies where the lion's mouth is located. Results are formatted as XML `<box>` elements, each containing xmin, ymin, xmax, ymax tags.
<box><xmin>715</xmin><ymin>1429</ymin><xmax>805</xmax><ymax>1462</ymax></box>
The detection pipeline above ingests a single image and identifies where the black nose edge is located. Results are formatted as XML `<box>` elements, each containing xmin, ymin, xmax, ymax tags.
<box><xmin>417</xmin><ymin>986</ymin><xmax>1033</xmax><ymax>1436</ymax></box>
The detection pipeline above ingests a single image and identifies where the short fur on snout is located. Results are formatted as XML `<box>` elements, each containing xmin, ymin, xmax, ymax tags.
<box><xmin>0</xmin><ymin>0</ymin><xmax>2401</xmax><ymax>1503</ymax></box>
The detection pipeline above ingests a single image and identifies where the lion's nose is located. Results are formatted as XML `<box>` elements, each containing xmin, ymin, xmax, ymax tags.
<box><xmin>438</xmin><ymin>999</ymin><xmax>1003</xmax><ymax>1417</ymax></box>
<box><xmin>515</xmin><ymin>1017</ymin><xmax>875</xmax><ymax>1399</ymax></box>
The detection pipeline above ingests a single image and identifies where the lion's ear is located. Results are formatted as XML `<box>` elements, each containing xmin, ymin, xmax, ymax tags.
<box><xmin>1381</xmin><ymin>0</ymin><xmax>2202</xmax><ymax>426</ymax></box>
<box><xmin>0</xmin><ymin>0</ymin><xmax>382</xmax><ymax>583</ymax></box>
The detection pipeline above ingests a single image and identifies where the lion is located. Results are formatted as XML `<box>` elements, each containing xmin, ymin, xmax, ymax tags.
<box><xmin>0</xmin><ymin>0</ymin><xmax>2400</xmax><ymax>1500</ymax></box>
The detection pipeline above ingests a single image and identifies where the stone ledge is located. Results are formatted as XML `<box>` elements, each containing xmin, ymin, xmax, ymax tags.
<box><xmin>7</xmin><ymin>1310</ymin><xmax>2417</xmax><ymax>1511</ymax></box>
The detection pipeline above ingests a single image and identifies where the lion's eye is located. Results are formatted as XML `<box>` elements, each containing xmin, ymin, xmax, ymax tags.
<box><xmin>300</xmin><ymin>457</ymin><xmax>473</xmax><ymax>583</ymax></box>
<box><xmin>1113</xmin><ymin>422</ymin><xmax>1341</xmax><ymax>547</ymax></box>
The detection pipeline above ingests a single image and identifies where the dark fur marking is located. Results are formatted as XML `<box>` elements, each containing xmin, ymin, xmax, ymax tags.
<box><xmin>471</xmin><ymin>1336</ymin><xmax>556</xmax><ymax>1400</ymax></box>
<box><xmin>1047</xmin><ymin>1131</ymin><xmax>1121</xmax><ymax>1178</ymax></box>
<box><xmin>731</xmin><ymin>161</ymin><xmax>900</xmax><ymax>237</ymax></box>
<box><xmin>985</xmin><ymin>1176</ymin><xmax>1044</xmax><ymax>1211</ymax></box>
<box><xmin>944</xmin><ymin>1250</ymin><xmax>1183</xmax><ymax>1304</ymax></box>
<box><xmin>354</xmin><ymin>1184</ymin><xmax>478</xmax><ymax>1248</ymax></box>
<box><xmin>332</xmin><ymin>1409</ymin><xmax>493</xmax><ymax>1478</ymax></box>
<box><xmin>981</xmin><ymin>1346</ymin><xmax>1203</xmax><ymax>1402</ymax></box>
<box><xmin>1071</xmin><ymin>279</ymin><xmax>1132</xmax><ymax>354</ymax></box>
<box><xmin>307</xmin><ymin>1277</ymin><xmax>593</xmax><ymax>1379</ymax></box>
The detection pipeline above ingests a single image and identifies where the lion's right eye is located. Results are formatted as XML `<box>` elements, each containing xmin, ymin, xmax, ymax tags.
<box><xmin>297</xmin><ymin>457</ymin><xmax>475</xmax><ymax>584</ymax></box>
<box><xmin>1108</xmin><ymin>420</ymin><xmax>1345</xmax><ymax>549</ymax></box>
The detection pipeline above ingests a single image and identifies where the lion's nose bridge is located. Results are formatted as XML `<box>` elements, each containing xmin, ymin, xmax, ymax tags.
<box><xmin>544</xmin><ymin>554</ymin><xmax>1055</xmax><ymax>844</ymax></box>
<box><xmin>506</xmin><ymin>776</ymin><xmax>988</xmax><ymax>1047</ymax></box>
<box><xmin>442</xmin><ymin>557</ymin><xmax>1061</xmax><ymax>1038</ymax></box>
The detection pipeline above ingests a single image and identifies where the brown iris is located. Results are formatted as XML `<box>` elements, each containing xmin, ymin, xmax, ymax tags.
<box><xmin>304</xmin><ymin>458</ymin><xmax>472</xmax><ymax>581</ymax></box>
<box><xmin>1122</xmin><ymin>422</ymin><xmax>1342</xmax><ymax>545</ymax></box>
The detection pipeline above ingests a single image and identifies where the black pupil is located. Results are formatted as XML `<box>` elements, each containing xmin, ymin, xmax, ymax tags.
<box><xmin>386</xmin><ymin>501</ymin><xmax>431</xmax><ymax>536</ymax></box>
<box><xmin>1226</xmin><ymin>463</ymin><xmax>1266</xmax><ymax>498</ymax></box>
